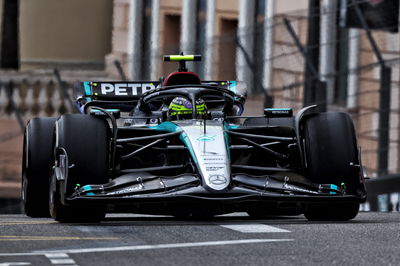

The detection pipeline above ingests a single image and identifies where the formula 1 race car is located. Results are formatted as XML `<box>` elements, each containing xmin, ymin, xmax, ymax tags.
<box><xmin>22</xmin><ymin>55</ymin><xmax>367</xmax><ymax>222</ymax></box>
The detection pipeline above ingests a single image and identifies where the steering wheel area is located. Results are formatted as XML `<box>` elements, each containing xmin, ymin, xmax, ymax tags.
<box><xmin>137</xmin><ymin>85</ymin><xmax>237</xmax><ymax>119</ymax></box>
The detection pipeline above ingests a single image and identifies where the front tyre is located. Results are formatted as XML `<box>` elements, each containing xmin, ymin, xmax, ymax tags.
<box><xmin>302</xmin><ymin>112</ymin><xmax>361</xmax><ymax>221</ymax></box>
<box><xmin>22</xmin><ymin>117</ymin><xmax>57</xmax><ymax>217</ymax></box>
<box><xmin>50</xmin><ymin>114</ymin><xmax>109</xmax><ymax>223</ymax></box>
<box><xmin>49</xmin><ymin>173</ymin><xmax>105</xmax><ymax>223</ymax></box>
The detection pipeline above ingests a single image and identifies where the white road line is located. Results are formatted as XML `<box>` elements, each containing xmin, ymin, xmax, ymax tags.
<box><xmin>44</xmin><ymin>238</ymin><xmax>294</xmax><ymax>254</ymax></box>
<box><xmin>45</xmin><ymin>253</ymin><xmax>69</xmax><ymax>258</ymax></box>
<box><xmin>0</xmin><ymin>238</ymin><xmax>294</xmax><ymax>256</ymax></box>
<box><xmin>0</xmin><ymin>263</ymin><xmax>31</xmax><ymax>266</ymax></box>
<box><xmin>49</xmin><ymin>258</ymin><xmax>76</xmax><ymax>264</ymax></box>
<box><xmin>45</xmin><ymin>253</ymin><xmax>77</xmax><ymax>265</ymax></box>
<box><xmin>219</xmin><ymin>224</ymin><xmax>290</xmax><ymax>233</ymax></box>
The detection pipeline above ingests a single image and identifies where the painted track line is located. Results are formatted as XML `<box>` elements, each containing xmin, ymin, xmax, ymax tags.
<box><xmin>0</xmin><ymin>239</ymin><xmax>294</xmax><ymax>256</ymax></box>
<box><xmin>0</xmin><ymin>236</ymin><xmax>119</xmax><ymax>241</ymax></box>
<box><xmin>0</xmin><ymin>263</ymin><xmax>31</xmax><ymax>266</ymax></box>
<box><xmin>43</xmin><ymin>238</ymin><xmax>294</xmax><ymax>254</ymax></box>
<box><xmin>45</xmin><ymin>253</ymin><xmax>78</xmax><ymax>266</ymax></box>
<box><xmin>219</xmin><ymin>224</ymin><xmax>290</xmax><ymax>233</ymax></box>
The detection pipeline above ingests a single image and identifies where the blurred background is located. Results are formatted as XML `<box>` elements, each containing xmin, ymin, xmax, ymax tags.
<box><xmin>0</xmin><ymin>0</ymin><xmax>399</xmax><ymax>213</ymax></box>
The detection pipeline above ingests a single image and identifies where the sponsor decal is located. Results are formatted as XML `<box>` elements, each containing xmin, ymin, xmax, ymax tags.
<box><xmin>107</xmin><ymin>185</ymin><xmax>142</xmax><ymax>195</ymax></box>
<box><xmin>95</xmin><ymin>83</ymin><xmax>156</xmax><ymax>96</ymax></box>
<box><xmin>271</xmin><ymin>110</ymin><xmax>290</xmax><ymax>114</ymax></box>
<box><xmin>283</xmin><ymin>184</ymin><xmax>318</xmax><ymax>194</ymax></box>
<box><xmin>206</xmin><ymin>166</ymin><xmax>224</xmax><ymax>171</ymax></box>
<box><xmin>203</xmin><ymin>158</ymin><xmax>223</xmax><ymax>161</ymax></box>
<box><xmin>209</xmin><ymin>174</ymin><xmax>227</xmax><ymax>185</ymax></box>
<box><xmin>197</xmin><ymin>135</ymin><xmax>216</xmax><ymax>142</ymax></box>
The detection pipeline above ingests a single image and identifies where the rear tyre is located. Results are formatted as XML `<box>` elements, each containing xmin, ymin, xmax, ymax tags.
<box><xmin>22</xmin><ymin>117</ymin><xmax>57</xmax><ymax>217</ymax></box>
<box><xmin>50</xmin><ymin>114</ymin><xmax>109</xmax><ymax>223</ymax></box>
<box><xmin>302</xmin><ymin>112</ymin><xmax>360</xmax><ymax>221</ymax></box>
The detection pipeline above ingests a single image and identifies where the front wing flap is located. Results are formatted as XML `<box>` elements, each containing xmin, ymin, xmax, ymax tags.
<box><xmin>68</xmin><ymin>173</ymin><xmax>366</xmax><ymax>205</ymax></box>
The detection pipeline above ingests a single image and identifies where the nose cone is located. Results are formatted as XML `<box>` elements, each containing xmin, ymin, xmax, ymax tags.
<box><xmin>179</xmin><ymin>120</ymin><xmax>230</xmax><ymax>191</ymax></box>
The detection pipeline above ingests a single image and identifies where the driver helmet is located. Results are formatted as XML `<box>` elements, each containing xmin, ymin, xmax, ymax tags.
<box><xmin>168</xmin><ymin>97</ymin><xmax>207</xmax><ymax>120</ymax></box>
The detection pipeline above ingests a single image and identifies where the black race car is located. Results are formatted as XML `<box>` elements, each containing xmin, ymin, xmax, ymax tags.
<box><xmin>22</xmin><ymin>55</ymin><xmax>367</xmax><ymax>222</ymax></box>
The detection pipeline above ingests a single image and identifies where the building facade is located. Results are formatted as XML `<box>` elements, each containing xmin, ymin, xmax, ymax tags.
<box><xmin>19</xmin><ymin>0</ymin><xmax>113</xmax><ymax>70</ymax></box>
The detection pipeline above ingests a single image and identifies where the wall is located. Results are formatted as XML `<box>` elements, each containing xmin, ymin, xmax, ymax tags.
<box><xmin>19</xmin><ymin>0</ymin><xmax>113</xmax><ymax>70</ymax></box>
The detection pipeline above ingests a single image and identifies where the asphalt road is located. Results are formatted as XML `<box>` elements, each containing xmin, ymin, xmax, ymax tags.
<box><xmin>0</xmin><ymin>212</ymin><xmax>399</xmax><ymax>266</ymax></box>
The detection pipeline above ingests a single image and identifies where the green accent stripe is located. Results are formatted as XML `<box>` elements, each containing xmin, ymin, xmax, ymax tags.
<box><xmin>179</xmin><ymin>132</ymin><xmax>198</xmax><ymax>164</ymax></box>
<box><xmin>229</xmin><ymin>80</ymin><xmax>237</xmax><ymax>94</ymax></box>
<box><xmin>82</xmin><ymin>185</ymin><xmax>92</xmax><ymax>191</ymax></box>
<box><xmin>149</xmin><ymin>121</ymin><xmax>182</xmax><ymax>132</ymax></box>
<box><xmin>267</xmin><ymin>108</ymin><xmax>292</xmax><ymax>111</ymax></box>
<box><xmin>149</xmin><ymin>122</ymin><xmax>197</xmax><ymax>164</ymax></box>
<box><xmin>83</xmin><ymin>81</ymin><xmax>92</xmax><ymax>96</ymax></box>
<box><xmin>91</xmin><ymin>109</ymin><xmax>119</xmax><ymax>113</ymax></box>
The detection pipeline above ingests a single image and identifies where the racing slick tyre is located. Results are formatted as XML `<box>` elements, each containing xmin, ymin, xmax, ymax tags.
<box><xmin>49</xmin><ymin>173</ymin><xmax>105</xmax><ymax>223</ymax></box>
<box><xmin>303</xmin><ymin>112</ymin><xmax>360</xmax><ymax>221</ymax></box>
<box><xmin>50</xmin><ymin>114</ymin><xmax>109</xmax><ymax>223</ymax></box>
<box><xmin>22</xmin><ymin>117</ymin><xmax>57</xmax><ymax>218</ymax></box>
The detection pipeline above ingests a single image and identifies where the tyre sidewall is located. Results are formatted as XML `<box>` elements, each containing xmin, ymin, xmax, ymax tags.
<box><xmin>22</xmin><ymin>117</ymin><xmax>57</xmax><ymax>217</ymax></box>
<box><xmin>303</xmin><ymin>112</ymin><xmax>359</xmax><ymax>187</ymax></box>
<box><xmin>55</xmin><ymin>114</ymin><xmax>109</xmax><ymax>201</ymax></box>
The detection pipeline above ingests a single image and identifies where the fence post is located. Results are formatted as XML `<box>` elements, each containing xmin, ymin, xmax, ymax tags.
<box><xmin>378</xmin><ymin>66</ymin><xmax>392</xmax><ymax>176</ymax></box>
<box><xmin>351</xmin><ymin>0</ymin><xmax>391</xmax><ymax>176</ymax></box>
<box><xmin>303</xmin><ymin>0</ymin><xmax>321</xmax><ymax>106</ymax></box>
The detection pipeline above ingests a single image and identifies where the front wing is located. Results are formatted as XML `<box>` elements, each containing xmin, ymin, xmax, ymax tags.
<box><xmin>66</xmin><ymin>173</ymin><xmax>367</xmax><ymax>214</ymax></box>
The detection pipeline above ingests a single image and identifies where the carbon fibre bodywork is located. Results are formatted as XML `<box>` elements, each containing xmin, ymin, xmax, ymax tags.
<box><xmin>58</xmin><ymin>112</ymin><xmax>366</xmax><ymax>216</ymax></box>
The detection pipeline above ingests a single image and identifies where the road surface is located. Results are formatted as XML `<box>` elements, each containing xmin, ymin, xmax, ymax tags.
<box><xmin>0</xmin><ymin>212</ymin><xmax>399</xmax><ymax>266</ymax></box>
